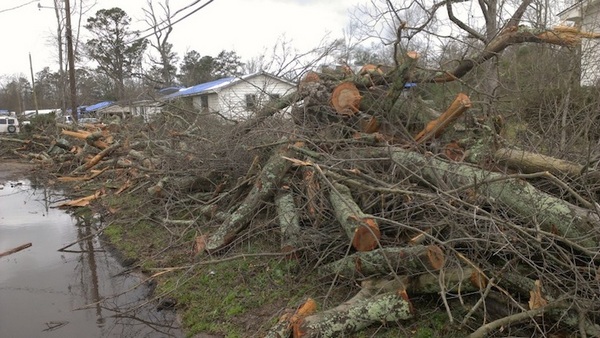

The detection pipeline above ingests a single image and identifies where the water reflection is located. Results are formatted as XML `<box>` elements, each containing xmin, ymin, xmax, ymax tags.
<box><xmin>0</xmin><ymin>180</ymin><xmax>183</xmax><ymax>337</ymax></box>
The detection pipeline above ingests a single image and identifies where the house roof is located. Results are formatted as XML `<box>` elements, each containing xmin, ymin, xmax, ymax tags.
<box><xmin>85</xmin><ymin>101</ymin><xmax>115</xmax><ymax>112</ymax></box>
<box><xmin>97</xmin><ymin>104</ymin><xmax>131</xmax><ymax>114</ymax></box>
<box><xmin>163</xmin><ymin>71</ymin><xmax>296</xmax><ymax>100</ymax></box>
<box><xmin>558</xmin><ymin>0</ymin><xmax>600</xmax><ymax>19</ymax></box>
<box><xmin>163</xmin><ymin>77</ymin><xmax>236</xmax><ymax>100</ymax></box>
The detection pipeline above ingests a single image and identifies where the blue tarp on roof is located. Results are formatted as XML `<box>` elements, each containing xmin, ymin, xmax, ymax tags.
<box><xmin>85</xmin><ymin>101</ymin><xmax>115</xmax><ymax>112</ymax></box>
<box><xmin>158</xmin><ymin>87</ymin><xmax>183</xmax><ymax>95</ymax></box>
<box><xmin>163</xmin><ymin>77</ymin><xmax>235</xmax><ymax>100</ymax></box>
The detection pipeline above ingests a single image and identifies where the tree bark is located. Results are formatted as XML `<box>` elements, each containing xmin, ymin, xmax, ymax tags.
<box><xmin>354</xmin><ymin>146</ymin><xmax>600</xmax><ymax>251</ymax></box>
<box><xmin>275</xmin><ymin>184</ymin><xmax>303</xmax><ymax>254</ymax></box>
<box><xmin>205</xmin><ymin>142</ymin><xmax>300</xmax><ymax>252</ymax></box>
<box><xmin>415</xmin><ymin>93</ymin><xmax>472</xmax><ymax>143</ymax></box>
<box><xmin>319</xmin><ymin>245</ymin><xmax>444</xmax><ymax>280</ymax></box>
<box><xmin>329</xmin><ymin>182</ymin><xmax>381</xmax><ymax>251</ymax></box>
<box><xmin>494</xmin><ymin>147</ymin><xmax>600</xmax><ymax>181</ymax></box>
<box><xmin>293</xmin><ymin>289</ymin><xmax>413</xmax><ymax>337</ymax></box>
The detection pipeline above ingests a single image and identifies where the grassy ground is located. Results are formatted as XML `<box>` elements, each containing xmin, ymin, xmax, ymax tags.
<box><xmin>97</xmin><ymin>193</ymin><xmax>471</xmax><ymax>338</ymax></box>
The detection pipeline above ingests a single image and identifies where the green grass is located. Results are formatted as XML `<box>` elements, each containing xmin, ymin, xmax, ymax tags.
<box><xmin>99</xmin><ymin>194</ymin><xmax>471</xmax><ymax>338</ymax></box>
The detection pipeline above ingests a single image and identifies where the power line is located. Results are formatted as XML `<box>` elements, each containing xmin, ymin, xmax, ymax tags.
<box><xmin>135</xmin><ymin>0</ymin><xmax>215</xmax><ymax>41</ymax></box>
<box><xmin>0</xmin><ymin>0</ymin><xmax>38</xmax><ymax>14</ymax></box>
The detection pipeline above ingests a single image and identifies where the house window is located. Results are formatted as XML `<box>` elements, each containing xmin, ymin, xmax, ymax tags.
<box><xmin>200</xmin><ymin>95</ymin><xmax>209</xmax><ymax>111</ymax></box>
<box><xmin>245</xmin><ymin>94</ymin><xmax>257</xmax><ymax>110</ymax></box>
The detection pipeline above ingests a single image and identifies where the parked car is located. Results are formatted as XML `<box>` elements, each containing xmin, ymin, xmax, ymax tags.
<box><xmin>0</xmin><ymin>116</ymin><xmax>20</xmax><ymax>133</ymax></box>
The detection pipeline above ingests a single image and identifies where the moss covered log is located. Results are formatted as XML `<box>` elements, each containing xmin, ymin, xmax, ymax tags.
<box><xmin>293</xmin><ymin>291</ymin><xmax>413</xmax><ymax>337</ymax></box>
<box><xmin>205</xmin><ymin>142</ymin><xmax>300</xmax><ymax>252</ymax></box>
<box><xmin>319</xmin><ymin>245</ymin><xmax>444</xmax><ymax>279</ymax></box>
<box><xmin>354</xmin><ymin>146</ymin><xmax>600</xmax><ymax>251</ymax></box>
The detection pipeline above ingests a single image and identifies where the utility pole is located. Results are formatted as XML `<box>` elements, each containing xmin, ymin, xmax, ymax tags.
<box><xmin>29</xmin><ymin>53</ymin><xmax>39</xmax><ymax>116</ymax></box>
<box><xmin>64</xmin><ymin>0</ymin><xmax>77</xmax><ymax>122</ymax></box>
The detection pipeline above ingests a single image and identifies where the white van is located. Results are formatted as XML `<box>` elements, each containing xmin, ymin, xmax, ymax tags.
<box><xmin>0</xmin><ymin>116</ymin><xmax>20</xmax><ymax>133</ymax></box>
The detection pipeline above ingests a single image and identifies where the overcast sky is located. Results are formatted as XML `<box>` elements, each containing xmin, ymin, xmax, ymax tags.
<box><xmin>0</xmin><ymin>0</ymin><xmax>363</xmax><ymax>78</ymax></box>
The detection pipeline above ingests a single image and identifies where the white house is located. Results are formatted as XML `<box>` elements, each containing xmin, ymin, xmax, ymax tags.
<box><xmin>163</xmin><ymin>71</ymin><xmax>296</xmax><ymax>119</ymax></box>
<box><xmin>559</xmin><ymin>0</ymin><xmax>600</xmax><ymax>86</ymax></box>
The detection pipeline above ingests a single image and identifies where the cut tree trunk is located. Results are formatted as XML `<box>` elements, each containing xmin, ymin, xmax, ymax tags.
<box><xmin>205</xmin><ymin>142</ymin><xmax>301</xmax><ymax>252</ymax></box>
<box><xmin>330</xmin><ymin>82</ymin><xmax>362</xmax><ymax>116</ymax></box>
<box><xmin>265</xmin><ymin>298</ymin><xmax>317</xmax><ymax>338</ymax></box>
<box><xmin>329</xmin><ymin>182</ymin><xmax>381</xmax><ymax>251</ymax></box>
<box><xmin>319</xmin><ymin>245</ymin><xmax>445</xmax><ymax>280</ymax></box>
<box><xmin>354</xmin><ymin>146</ymin><xmax>600</xmax><ymax>251</ymax></box>
<box><xmin>293</xmin><ymin>288</ymin><xmax>414</xmax><ymax>338</ymax></box>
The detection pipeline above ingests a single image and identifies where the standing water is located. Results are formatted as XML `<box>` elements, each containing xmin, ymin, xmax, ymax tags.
<box><xmin>0</xmin><ymin>177</ymin><xmax>183</xmax><ymax>337</ymax></box>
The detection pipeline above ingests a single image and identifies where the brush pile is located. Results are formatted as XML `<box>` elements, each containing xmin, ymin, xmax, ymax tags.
<box><xmin>3</xmin><ymin>24</ymin><xmax>600</xmax><ymax>338</ymax></box>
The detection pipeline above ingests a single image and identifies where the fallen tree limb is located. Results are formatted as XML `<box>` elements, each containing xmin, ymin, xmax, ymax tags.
<box><xmin>497</xmin><ymin>273</ymin><xmax>600</xmax><ymax>336</ymax></box>
<box><xmin>72</xmin><ymin>141</ymin><xmax>121</xmax><ymax>174</ymax></box>
<box><xmin>319</xmin><ymin>245</ymin><xmax>444</xmax><ymax>280</ymax></box>
<box><xmin>205</xmin><ymin>142</ymin><xmax>301</xmax><ymax>252</ymax></box>
<box><xmin>0</xmin><ymin>243</ymin><xmax>32</xmax><ymax>258</ymax></box>
<box><xmin>265</xmin><ymin>298</ymin><xmax>317</xmax><ymax>338</ymax></box>
<box><xmin>55</xmin><ymin>190</ymin><xmax>103</xmax><ymax>208</ymax></box>
<box><xmin>329</xmin><ymin>182</ymin><xmax>381</xmax><ymax>252</ymax></box>
<box><xmin>293</xmin><ymin>284</ymin><xmax>414</xmax><ymax>337</ymax></box>
<box><xmin>494</xmin><ymin>147</ymin><xmax>600</xmax><ymax>181</ymax></box>
<box><xmin>355</xmin><ymin>146</ymin><xmax>600</xmax><ymax>251</ymax></box>
<box><xmin>415</xmin><ymin>93</ymin><xmax>472</xmax><ymax>143</ymax></box>
<box><xmin>420</xmin><ymin>26</ymin><xmax>600</xmax><ymax>83</ymax></box>
<box><xmin>467</xmin><ymin>305</ymin><xmax>553</xmax><ymax>338</ymax></box>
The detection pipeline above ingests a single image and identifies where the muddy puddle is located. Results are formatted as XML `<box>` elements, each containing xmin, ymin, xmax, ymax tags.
<box><xmin>0</xmin><ymin>179</ymin><xmax>183</xmax><ymax>337</ymax></box>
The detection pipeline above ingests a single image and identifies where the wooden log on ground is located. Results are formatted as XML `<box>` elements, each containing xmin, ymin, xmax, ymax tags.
<box><xmin>329</xmin><ymin>182</ymin><xmax>381</xmax><ymax>251</ymax></box>
<box><xmin>205</xmin><ymin>142</ymin><xmax>301</xmax><ymax>252</ymax></box>
<box><xmin>293</xmin><ymin>283</ymin><xmax>414</xmax><ymax>337</ymax></box>
<box><xmin>275</xmin><ymin>183</ymin><xmax>303</xmax><ymax>255</ymax></box>
<box><xmin>494</xmin><ymin>147</ymin><xmax>600</xmax><ymax>181</ymax></box>
<box><xmin>345</xmin><ymin>268</ymin><xmax>484</xmax><ymax>297</ymax></box>
<box><xmin>265</xmin><ymin>298</ymin><xmax>317</xmax><ymax>338</ymax></box>
<box><xmin>353</xmin><ymin>146</ymin><xmax>600</xmax><ymax>251</ymax></box>
<box><xmin>0</xmin><ymin>243</ymin><xmax>32</xmax><ymax>258</ymax></box>
<box><xmin>319</xmin><ymin>245</ymin><xmax>445</xmax><ymax>280</ymax></box>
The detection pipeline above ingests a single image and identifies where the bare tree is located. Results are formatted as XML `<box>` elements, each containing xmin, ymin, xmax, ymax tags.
<box><xmin>143</xmin><ymin>0</ymin><xmax>179</xmax><ymax>87</ymax></box>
